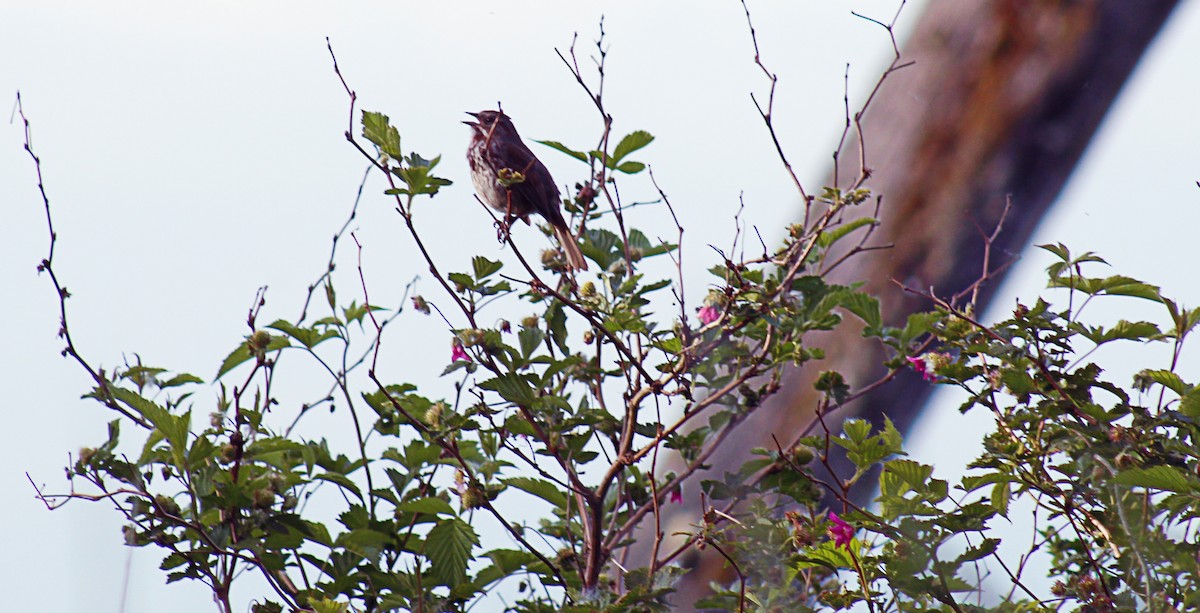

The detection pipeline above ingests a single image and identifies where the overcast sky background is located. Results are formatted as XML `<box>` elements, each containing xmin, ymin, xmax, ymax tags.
<box><xmin>3</xmin><ymin>1</ymin><xmax>1199</xmax><ymax>610</ymax></box>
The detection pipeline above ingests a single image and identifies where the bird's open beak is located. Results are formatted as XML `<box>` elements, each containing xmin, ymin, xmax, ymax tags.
<box><xmin>463</xmin><ymin>111</ymin><xmax>480</xmax><ymax>127</ymax></box>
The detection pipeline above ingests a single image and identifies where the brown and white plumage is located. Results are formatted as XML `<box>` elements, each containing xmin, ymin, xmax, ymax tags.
<box><xmin>465</xmin><ymin>110</ymin><xmax>588</xmax><ymax>271</ymax></box>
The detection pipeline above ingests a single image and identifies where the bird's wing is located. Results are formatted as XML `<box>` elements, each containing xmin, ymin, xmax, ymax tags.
<box><xmin>493</xmin><ymin>138</ymin><xmax>568</xmax><ymax>228</ymax></box>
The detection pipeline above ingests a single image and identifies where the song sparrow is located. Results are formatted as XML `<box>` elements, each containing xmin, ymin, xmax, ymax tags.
<box><xmin>465</xmin><ymin>110</ymin><xmax>588</xmax><ymax>271</ymax></box>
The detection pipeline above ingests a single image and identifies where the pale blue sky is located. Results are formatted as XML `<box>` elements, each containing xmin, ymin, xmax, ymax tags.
<box><xmin>3</xmin><ymin>1</ymin><xmax>1199</xmax><ymax>610</ymax></box>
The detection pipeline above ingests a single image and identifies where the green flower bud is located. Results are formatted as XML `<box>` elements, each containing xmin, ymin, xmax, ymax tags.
<box><xmin>425</xmin><ymin>402</ymin><xmax>444</xmax><ymax>428</ymax></box>
<box><xmin>154</xmin><ymin>495</ymin><xmax>181</xmax><ymax>517</ymax></box>
<box><xmin>791</xmin><ymin>446</ymin><xmax>814</xmax><ymax>466</ymax></box>
<box><xmin>252</xmin><ymin>488</ymin><xmax>275</xmax><ymax>509</ymax></box>
<box><xmin>460</xmin><ymin>486</ymin><xmax>486</xmax><ymax>510</ymax></box>
<box><xmin>248</xmin><ymin>330</ymin><xmax>271</xmax><ymax>351</ymax></box>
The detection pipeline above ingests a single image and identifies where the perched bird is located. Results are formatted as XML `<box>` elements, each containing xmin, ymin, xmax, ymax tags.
<box><xmin>464</xmin><ymin>110</ymin><xmax>588</xmax><ymax>271</ymax></box>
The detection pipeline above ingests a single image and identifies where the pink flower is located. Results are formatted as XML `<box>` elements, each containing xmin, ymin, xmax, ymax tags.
<box><xmin>907</xmin><ymin>355</ymin><xmax>935</xmax><ymax>382</ymax></box>
<box><xmin>450</xmin><ymin>340</ymin><xmax>471</xmax><ymax>363</ymax></box>
<box><xmin>669</xmin><ymin>488</ymin><xmax>683</xmax><ymax>504</ymax></box>
<box><xmin>697</xmin><ymin>305</ymin><xmax>720</xmax><ymax>326</ymax></box>
<box><xmin>828</xmin><ymin>512</ymin><xmax>854</xmax><ymax>549</ymax></box>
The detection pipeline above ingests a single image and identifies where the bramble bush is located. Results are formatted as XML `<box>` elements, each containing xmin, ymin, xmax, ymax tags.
<box><xmin>21</xmin><ymin>8</ymin><xmax>1200</xmax><ymax>613</ymax></box>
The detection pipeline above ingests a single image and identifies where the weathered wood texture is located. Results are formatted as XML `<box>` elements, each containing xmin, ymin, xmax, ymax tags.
<box><xmin>668</xmin><ymin>0</ymin><xmax>1181</xmax><ymax>606</ymax></box>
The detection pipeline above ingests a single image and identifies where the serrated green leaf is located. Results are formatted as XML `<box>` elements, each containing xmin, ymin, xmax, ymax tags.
<box><xmin>1080</xmin><ymin>320</ymin><xmax>1163</xmax><ymax>345</ymax></box>
<box><xmin>1133</xmin><ymin>368</ymin><xmax>1189</xmax><ymax>396</ymax></box>
<box><xmin>545</xmin><ymin>301</ymin><xmax>569</xmax><ymax>353</ymax></box>
<box><xmin>1037</xmin><ymin>243</ymin><xmax>1071</xmax><ymax>262</ymax></box>
<box><xmin>1113</xmin><ymin>466</ymin><xmax>1198</xmax><ymax>493</ymax></box>
<box><xmin>478</xmin><ymin>373</ymin><xmax>538</xmax><ymax>405</ymax></box>
<box><xmin>315</xmin><ymin>472</ymin><xmax>363</xmax><ymax>501</ymax></box>
<box><xmin>611</xmin><ymin>130</ymin><xmax>654</xmax><ymax>163</ymax></box>
<box><xmin>1180</xmin><ymin>388</ymin><xmax>1200</xmax><ymax>418</ymax></box>
<box><xmin>535</xmin><ymin>140</ymin><xmax>588</xmax><ymax>163</ymax></box>
<box><xmin>310</xmin><ymin>598</ymin><xmax>351</xmax><ymax>613</ymax></box>
<box><xmin>795</xmin><ymin>540</ymin><xmax>856</xmax><ymax>570</ymax></box>
<box><xmin>518</xmin><ymin>327</ymin><xmax>544</xmax><ymax>359</ymax></box>
<box><xmin>475</xmin><ymin>549</ymin><xmax>539</xmax><ymax>586</ymax></box>
<box><xmin>581</xmin><ymin>228</ymin><xmax>621</xmax><ymax>271</ymax></box>
<box><xmin>337</xmin><ymin>528</ymin><xmax>391</xmax><ymax>558</ymax></box>
<box><xmin>1050</xmin><ymin>274</ymin><xmax>1162</xmax><ymax>302</ymax></box>
<box><xmin>361</xmin><ymin>111</ymin><xmax>402</xmax><ymax>160</ymax></box>
<box><xmin>110</xmin><ymin>387</ymin><xmax>188</xmax><ymax>452</ymax></box>
<box><xmin>957</xmin><ymin>538</ymin><xmax>1000</xmax><ymax>563</ymax></box>
<box><xmin>882</xmin><ymin>459</ymin><xmax>933</xmax><ymax>491</ymax></box>
<box><xmin>990</xmin><ymin>481</ymin><xmax>1011</xmax><ymax>516</ymax></box>
<box><xmin>161</xmin><ymin>373</ymin><xmax>204</xmax><ymax>388</ymax></box>
<box><xmin>472</xmin><ymin>256</ymin><xmax>503</xmax><ymax>280</ymax></box>
<box><xmin>426</xmin><ymin>518</ymin><xmax>479</xmax><ymax>586</ymax></box>
<box><xmin>502</xmin><ymin>476</ymin><xmax>568</xmax><ymax>509</ymax></box>
<box><xmin>215</xmin><ymin>334</ymin><xmax>290</xmax><ymax>379</ymax></box>
<box><xmin>267</xmin><ymin>319</ymin><xmax>338</xmax><ymax>349</ymax></box>
<box><xmin>396</xmin><ymin>497</ymin><xmax>456</xmax><ymax>517</ymax></box>
<box><xmin>842</xmin><ymin>419</ymin><xmax>871</xmax><ymax>444</ymax></box>
<box><xmin>835</xmin><ymin>290</ymin><xmax>882</xmax><ymax>332</ymax></box>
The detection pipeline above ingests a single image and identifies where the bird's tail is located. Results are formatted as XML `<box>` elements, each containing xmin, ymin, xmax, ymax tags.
<box><xmin>553</xmin><ymin>225</ymin><xmax>589</xmax><ymax>271</ymax></box>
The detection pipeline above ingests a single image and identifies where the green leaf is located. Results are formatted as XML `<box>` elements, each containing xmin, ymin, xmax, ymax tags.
<box><xmin>535</xmin><ymin>140</ymin><xmax>588</xmax><ymax>163</ymax></box>
<box><xmin>842</xmin><ymin>419</ymin><xmax>871</xmax><ymax>444</ymax></box>
<box><xmin>1106</xmin><ymin>320</ymin><xmax>1162</xmax><ymax>342</ymax></box>
<box><xmin>315</xmin><ymin>472</ymin><xmax>363</xmax><ymax>501</ymax></box>
<box><xmin>1167</xmin><ymin>300</ymin><xmax>1200</xmax><ymax>339</ymax></box>
<box><xmin>611</xmin><ymin>130</ymin><xmax>655</xmax><ymax>164</ymax></box>
<box><xmin>361</xmin><ymin>111</ymin><xmax>402</xmax><ymax>160</ymax></box>
<box><xmin>310</xmin><ymin>598</ymin><xmax>351</xmax><ymax>613</ymax></box>
<box><xmin>502</xmin><ymin>476</ymin><xmax>568</xmax><ymax>509</ymax></box>
<box><xmin>835</xmin><ymin>290</ymin><xmax>882</xmax><ymax>333</ymax></box>
<box><xmin>794</xmin><ymin>540</ymin><xmax>856</xmax><ymax>570</ymax></box>
<box><xmin>448</xmin><ymin>272</ymin><xmax>476</xmax><ymax>292</ymax></box>
<box><xmin>426</xmin><ymin>518</ymin><xmax>479</xmax><ymax>586</ymax></box>
<box><xmin>216</xmin><ymin>342</ymin><xmax>254</xmax><ymax>380</ymax></box>
<box><xmin>545</xmin><ymin>301</ymin><xmax>569</xmax><ymax>353</ymax></box>
<box><xmin>161</xmin><ymin>373</ymin><xmax>204</xmax><ymax>388</ymax></box>
<box><xmin>391</xmin><ymin>153</ymin><xmax>453</xmax><ymax>197</ymax></box>
<box><xmin>1114</xmin><ymin>466</ymin><xmax>1198</xmax><ymax>493</ymax></box>
<box><xmin>267</xmin><ymin>320</ymin><xmax>338</xmax><ymax>349</ymax></box>
<box><xmin>396</xmin><ymin>497</ymin><xmax>456</xmax><ymax>517</ymax></box>
<box><xmin>899</xmin><ymin>312</ymin><xmax>939</xmax><ymax>344</ymax></box>
<box><xmin>990</xmin><ymin>481</ymin><xmax>1011</xmax><ymax>517</ymax></box>
<box><xmin>581</xmin><ymin>228</ymin><xmax>622</xmax><ymax>271</ymax></box>
<box><xmin>478</xmin><ymin>373</ymin><xmax>539</xmax><ymax>405</ymax></box>
<box><xmin>1050</xmin><ymin>274</ymin><xmax>1162</xmax><ymax>302</ymax></box>
<box><xmin>615</xmin><ymin>161</ymin><xmax>646</xmax><ymax>174</ymax></box>
<box><xmin>882</xmin><ymin>459</ymin><xmax>933</xmax><ymax>492</ymax></box>
<box><xmin>472</xmin><ymin>256</ymin><xmax>503</xmax><ymax>280</ymax></box>
<box><xmin>337</xmin><ymin>528</ymin><xmax>392</xmax><ymax>558</ymax></box>
<box><xmin>475</xmin><ymin>549</ymin><xmax>539</xmax><ymax>586</ymax></box>
<box><xmin>956</xmin><ymin>538</ymin><xmax>999</xmax><ymax>563</ymax></box>
<box><xmin>1037</xmin><ymin>243</ymin><xmax>1071</xmax><ymax>262</ymax></box>
<box><xmin>518</xmin><ymin>327</ymin><xmax>545</xmax><ymax>359</ymax></box>
<box><xmin>1103</xmin><ymin>279</ymin><xmax>1162</xmax><ymax>302</ymax></box>
<box><xmin>1133</xmin><ymin>368</ymin><xmax>1190</xmax><ymax>396</ymax></box>
<box><xmin>1180</xmin><ymin>388</ymin><xmax>1200</xmax><ymax>418</ymax></box>
<box><xmin>215</xmin><ymin>334</ymin><xmax>290</xmax><ymax>379</ymax></box>
<box><xmin>816</xmin><ymin>217</ymin><xmax>878</xmax><ymax>249</ymax></box>
<box><xmin>110</xmin><ymin>388</ymin><xmax>188</xmax><ymax>451</ymax></box>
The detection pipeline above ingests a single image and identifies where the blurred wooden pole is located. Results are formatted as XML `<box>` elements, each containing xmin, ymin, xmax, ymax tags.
<box><xmin>667</xmin><ymin>0</ymin><xmax>1181</xmax><ymax>606</ymax></box>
